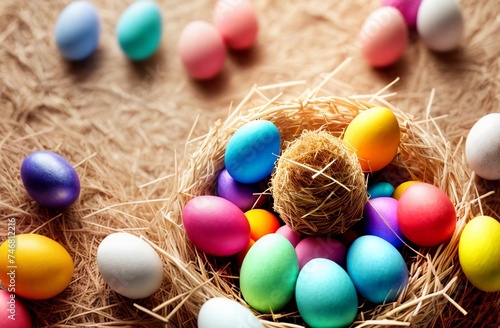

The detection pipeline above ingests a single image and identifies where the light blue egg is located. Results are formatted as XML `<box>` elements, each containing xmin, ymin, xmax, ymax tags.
<box><xmin>296</xmin><ymin>258</ymin><xmax>358</xmax><ymax>328</ymax></box>
<box><xmin>55</xmin><ymin>1</ymin><xmax>100</xmax><ymax>61</ymax></box>
<box><xmin>116</xmin><ymin>0</ymin><xmax>162</xmax><ymax>61</ymax></box>
<box><xmin>367</xmin><ymin>181</ymin><xmax>395</xmax><ymax>199</ymax></box>
<box><xmin>225</xmin><ymin>120</ymin><xmax>280</xmax><ymax>184</ymax></box>
<box><xmin>347</xmin><ymin>235</ymin><xmax>409</xmax><ymax>304</ymax></box>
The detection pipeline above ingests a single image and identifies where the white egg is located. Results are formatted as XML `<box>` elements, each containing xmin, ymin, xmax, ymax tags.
<box><xmin>97</xmin><ymin>232</ymin><xmax>163</xmax><ymax>299</ymax></box>
<box><xmin>417</xmin><ymin>0</ymin><xmax>464</xmax><ymax>52</ymax></box>
<box><xmin>465</xmin><ymin>113</ymin><xmax>500</xmax><ymax>180</ymax></box>
<box><xmin>198</xmin><ymin>297</ymin><xmax>264</xmax><ymax>328</ymax></box>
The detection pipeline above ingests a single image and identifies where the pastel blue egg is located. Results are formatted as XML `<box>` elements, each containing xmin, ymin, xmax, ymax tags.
<box><xmin>347</xmin><ymin>235</ymin><xmax>408</xmax><ymax>304</ymax></box>
<box><xmin>225</xmin><ymin>120</ymin><xmax>280</xmax><ymax>184</ymax></box>
<box><xmin>55</xmin><ymin>1</ymin><xmax>100</xmax><ymax>61</ymax></box>
<box><xmin>296</xmin><ymin>258</ymin><xmax>358</xmax><ymax>328</ymax></box>
<box><xmin>116</xmin><ymin>0</ymin><xmax>162</xmax><ymax>61</ymax></box>
<box><xmin>367</xmin><ymin>181</ymin><xmax>394</xmax><ymax>199</ymax></box>
<box><xmin>21</xmin><ymin>150</ymin><xmax>80</xmax><ymax>208</ymax></box>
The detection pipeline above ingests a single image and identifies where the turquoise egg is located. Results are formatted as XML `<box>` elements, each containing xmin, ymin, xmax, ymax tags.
<box><xmin>225</xmin><ymin>120</ymin><xmax>280</xmax><ymax>184</ymax></box>
<box><xmin>367</xmin><ymin>181</ymin><xmax>394</xmax><ymax>199</ymax></box>
<box><xmin>55</xmin><ymin>1</ymin><xmax>100</xmax><ymax>60</ymax></box>
<box><xmin>347</xmin><ymin>235</ymin><xmax>409</xmax><ymax>304</ymax></box>
<box><xmin>240</xmin><ymin>234</ymin><xmax>298</xmax><ymax>313</ymax></box>
<box><xmin>116</xmin><ymin>0</ymin><xmax>162</xmax><ymax>61</ymax></box>
<box><xmin>296</xmin><ymin>258</ymin><xmax>358</xmax><ymax>328</ymax></box>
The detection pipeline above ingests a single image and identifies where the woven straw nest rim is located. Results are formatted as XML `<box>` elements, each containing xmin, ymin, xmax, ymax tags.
<box><xmin>138</xmin><ymin>60</ymin><xmax>499</xmax><ymax>327</ymax></box>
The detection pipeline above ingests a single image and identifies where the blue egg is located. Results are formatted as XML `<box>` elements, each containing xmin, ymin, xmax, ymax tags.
<box><xmin>116</xmin><ymin>0</ymin><xmax>162</xmax><ymax>61</ymax></box>
<box><xmin>55</xmin><ymin>1</ymin><xmax>100</xmax><ymax>61</ymax></box>
<box><xmin>347</xmin><ymin>235</ymin><xmax>408</xmax><ymax>304</ymax></box>
<box><xmin>367</xmin><ymin>181</ymin><xmax>394</xmax><ymax>199</ymax></box>
<box><xmin>21</xmin><ymin>151</ymin><xmax>80</xmax><ymax>208</ymax></box>
<box><xmin>225</xmin><ymin>120</ymin><xmax>280</xmax><ymax>184</ymax></box>
<box><xmin>296</xmin><ymin>258</ymin><xmax>358</xmax><ymax>328</ymax></box>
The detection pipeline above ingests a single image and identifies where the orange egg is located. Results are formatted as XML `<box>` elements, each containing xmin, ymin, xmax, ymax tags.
<box><xmin>244</xmin><ymin>209</ymin><xmax>281</xmax><ymax>241</ymax></box>
<box><xmin>343</xmin><ymin>106</ymin><xmax>401</xmax><ymax>173</ymax></box>
<box><xmin>393</xmin><ymin>181</ymin><xmax>420</xmax><ymax>200</ymax></box>
<box><xmin>0</xmin><ymin>234</ymin><xmax>74</xmax><ymax>300</ymax></box>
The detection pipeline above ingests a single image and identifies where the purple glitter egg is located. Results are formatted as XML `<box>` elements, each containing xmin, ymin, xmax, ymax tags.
<box><xmin>21</xmin><ymin>150</ymin><xmax>80</xmax><ymax>208</ymax></box>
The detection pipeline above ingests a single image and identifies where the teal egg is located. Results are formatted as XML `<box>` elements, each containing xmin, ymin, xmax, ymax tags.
<box><xmin>347</xmin><ymin>235</ymin><xmax>409</xmax><ymax>304</ymax></box>
<box><xmin>240</xmin><ymin>234</ymin><xmax>298</xmax><ymax>313</ymax></box>
<box><xmin>225</xmin><ymin>120</ymin><xmax>280</xmax><ymax>184</ymax></box>
<box><xmin>367</xmin><ymin>181</ymin><xmax>394</xmax><ymax>199</ymax></box>
<box><xmin>116</xmin><ymin>0</ymin><xmax>162</xmax><ymax>61</ymax></box>
<box><xmin>296</xmin><ymin>258</ymin><xmax>358</xmax><ymax>328</ymax></box>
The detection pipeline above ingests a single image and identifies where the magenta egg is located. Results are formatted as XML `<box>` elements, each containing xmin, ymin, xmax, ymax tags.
<box><xmin>295</xmin><ymin>237</ymin><xmax>346</xmax><ymax>270</ymax></box>
<box><xmin>0</xmin><ymin>290</ymin><xmax>32</xmax><ymax>328</ymax></box>
<box><xmin>182</xmin><ymin>195</ymin><xmax>250</xmax><ymax>257</ymax></box>
<box><xmin>381</xmin><ymin>0</ymin><xmax>422</xmax><ymax>27</ymax></box>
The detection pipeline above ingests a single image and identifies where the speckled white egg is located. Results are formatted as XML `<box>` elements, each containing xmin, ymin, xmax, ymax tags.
<box><xmin>465</xmin><ymin>113</ymin><xmax>500</xmax><ymax>180</ymax></box>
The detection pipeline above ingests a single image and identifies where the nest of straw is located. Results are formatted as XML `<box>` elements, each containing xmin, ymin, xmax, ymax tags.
<box><xmin>143</xmin><ymin>76</ymin><xmax>499</xmax><ymax>327</ymax></box>
<box><xmin>271</xmin><ymin>129</ymin><xmax>367</xmax><ymax>236</ymax></box>
<box><xmin>2</xmin><ymin>71</ymin><xmax>498</xmax><ymax>327</ymax></box>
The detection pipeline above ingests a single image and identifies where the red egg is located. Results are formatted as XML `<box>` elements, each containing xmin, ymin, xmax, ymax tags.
<box><xmin>397</xmin><ymin>183</ymin><xmax>456</xmax><ymax>247</ymax></box>
<box><xmin>214</xmin><ymin>0</ymin><xmax>259</xmax><ymax>50</ymax></box>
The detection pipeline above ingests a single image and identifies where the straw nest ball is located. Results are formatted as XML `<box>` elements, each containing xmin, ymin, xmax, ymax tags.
<box><xmin>271</xmin><ymin>129</ymin><xmax>367</xmax><ymax>236</ymax></box>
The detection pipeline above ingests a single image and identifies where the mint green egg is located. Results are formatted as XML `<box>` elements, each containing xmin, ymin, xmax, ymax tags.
<box><xmin>116</xmin><ymin>0</ymin><xmax>162</xmax><ymax>61</ymax></box>
<box><xmin>240</xmin><ymin>234</ymin><xmax>299</xmax><ymax>313</ymax></box>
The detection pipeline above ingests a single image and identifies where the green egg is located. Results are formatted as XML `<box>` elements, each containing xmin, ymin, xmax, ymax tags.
<box><xmin>116</xmin><ymin>0</ymin><xmax>162</xmax><ymax>61</ymax></box>
<box><xmin>240</xmin><ymin>233</ymin><xmax>299</xmax><ymax>313</ymax></box>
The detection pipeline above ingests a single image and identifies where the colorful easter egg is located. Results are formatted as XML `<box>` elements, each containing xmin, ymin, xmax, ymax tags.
<box><xmin>182</xmin><ymin>195</ymin><xmax>250</xmax><ymax>257</ymax></box>
<box><xmin>21</xmin><ymin>150</ymin><xmax>80</xmax><ymax>208</ymax></box>
<box><xmin>225</xmin><ymin>120</ymin><xmax>280</xmax><ymax>184</ymax></box>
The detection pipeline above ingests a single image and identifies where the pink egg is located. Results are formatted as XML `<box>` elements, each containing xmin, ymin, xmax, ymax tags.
<box><xmin>178</xmin><ymin>21</ymin><xmax>226</xmax><ymax>80</ymax></box>
<box><xmin>275</xmin><ymin>225</ymin><xmax>301</xmax><ymax>247</ymax></box>
<box><xmin>358</xmin><ymin>7</ymin><xmax>408</xmax><ymax>67</ymax></box>
<box><xmin>0</xmin><ymin>290</ymin><xmax>32</xmax><ymax>328</ymax></box>
<box><xmin>214</xmin><ymin>0</ymin><xmax>259</xmax><ymax>50</ymax></box>
<box><xmin>380</xmin><ymin>0</ymin><xmax>422</xmax><ymax>27</ymax></box>
<box><xmin>182</xmin><ymin>195</ymin><xmax>250</xmax><ymax>256</ymax></box>
<box><xmin>295</xmin><ymin>237</ymin><xmax>346</xmax><ymax>270</ymax></box>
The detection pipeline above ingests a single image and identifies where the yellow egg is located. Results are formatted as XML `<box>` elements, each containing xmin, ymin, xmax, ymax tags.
<box><xmin>0</xmin><ymin>234</ymin><xmax>74</xmax><ymax>300</ymax></box>
<box><xmin>458</xmin><ymin>216</ymin><xmax>500</xmax><ymax>292</ymax></box>
<box><xmin>393</xmin><ymin>180</ymin><xmax>420</xmax><ymax>200</ymax></box>
<box><xmin>343</xmin><ymin>106</ymin><xmax>401</xmax><ymax>172</ymax></box>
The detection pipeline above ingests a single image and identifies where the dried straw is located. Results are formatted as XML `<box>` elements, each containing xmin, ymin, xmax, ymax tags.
<box><xmin>144</xmin><ymin>67</ymin><xmax>500</xmax><ymax>327</ymax></box>
<box><xmin>271</xmin><ymin>129</ymin><xmax>367</xmax><ymax>236</ymax></box>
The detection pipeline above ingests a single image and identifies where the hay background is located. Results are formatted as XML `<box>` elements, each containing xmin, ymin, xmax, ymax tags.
<box><xmin>0</xmin><ymin>0</ymin><xmax>499</xmax><ymax>327</ymax></box>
